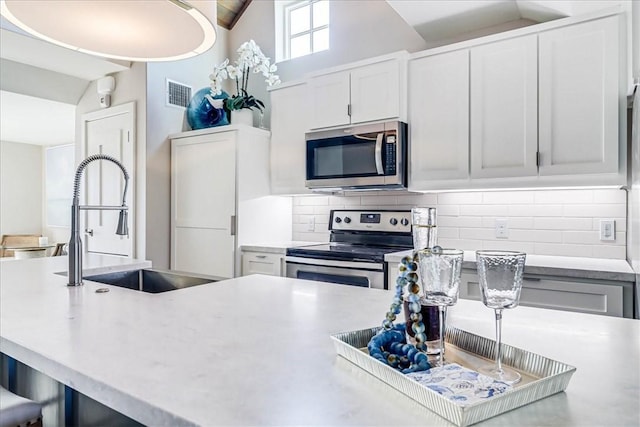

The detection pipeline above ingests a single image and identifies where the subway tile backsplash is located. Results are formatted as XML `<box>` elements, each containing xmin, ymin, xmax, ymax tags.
<box><xmin>292</xmin><ymin>189</ymin><xmax>628</xmax><ymax>260</ymax></box>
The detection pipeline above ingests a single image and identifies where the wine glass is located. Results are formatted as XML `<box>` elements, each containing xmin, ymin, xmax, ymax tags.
<box><xmin>475</xmin><ymin>250</ymin><xmax>526</xmax><ymax>384</ymax></box>
<box><xmin>418</xmin><ymin>248</ymin><xmax>464</xmax><ymax>366</ymax></box>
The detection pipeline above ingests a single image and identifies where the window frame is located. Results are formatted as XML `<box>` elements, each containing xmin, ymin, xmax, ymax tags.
<box><xmin>284</xmin><ymin>0</ymin><xmax>329</xmax><ymax>60</ymax></box>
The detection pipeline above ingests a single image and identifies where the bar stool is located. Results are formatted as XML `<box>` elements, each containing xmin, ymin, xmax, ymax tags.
<box><xmin>0</xmin><ymin>386</ymin><xmax>43</xmax><ymax>427</ymax></box>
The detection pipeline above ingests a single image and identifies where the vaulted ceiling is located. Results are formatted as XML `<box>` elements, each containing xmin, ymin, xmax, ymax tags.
<box><xmin>217</xmin><ymin>0</ymin><xmax>252</xmax><ymax>30</ymax></box>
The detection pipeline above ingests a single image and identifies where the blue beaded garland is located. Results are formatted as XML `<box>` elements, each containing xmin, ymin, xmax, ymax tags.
<box><xmin>369</xmin><ymin>255</ymin><xmax>431</xmax><ymax>374</ymax></box>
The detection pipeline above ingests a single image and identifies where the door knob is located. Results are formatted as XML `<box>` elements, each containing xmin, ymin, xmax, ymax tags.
<box><xmin>85</xmin><ymin>228</ymin><xmax>94</xmax><ymax>236</ymax></box>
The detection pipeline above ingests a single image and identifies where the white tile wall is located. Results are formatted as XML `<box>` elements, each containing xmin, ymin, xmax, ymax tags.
<box><xmin>291</xmin><ymin>189</ymin><xmax>628</xmax><ymax>259</ymax></box>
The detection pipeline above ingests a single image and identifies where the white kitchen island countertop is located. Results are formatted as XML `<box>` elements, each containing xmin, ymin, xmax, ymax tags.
<box><xmin>1</xmin><ymin>256</ymin><xmax>639</xmax><ymax>426</ymax></box>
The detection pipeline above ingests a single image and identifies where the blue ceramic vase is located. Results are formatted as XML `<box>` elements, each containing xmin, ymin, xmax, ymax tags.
<box><xmin>186</xmin><ymin>88</ymin><xmax>229</xmax><ymax>130</ymax></box>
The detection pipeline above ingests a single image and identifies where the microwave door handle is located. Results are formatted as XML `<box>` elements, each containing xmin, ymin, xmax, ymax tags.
<box><xmin>375</xmin><ymin>133</ymin><xmax>384</xmax><ymax>175</ymax></box>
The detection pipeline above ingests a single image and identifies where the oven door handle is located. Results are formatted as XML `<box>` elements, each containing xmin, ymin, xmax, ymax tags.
<box><xmin>285</xmin><ymin>256</ymin><xmax>384</xmax><ymax>271</ymax></box>
<box><xmin>375</xmin><ymin>132</ymin><xmax>384</xmax><ymax>175</ymax></box>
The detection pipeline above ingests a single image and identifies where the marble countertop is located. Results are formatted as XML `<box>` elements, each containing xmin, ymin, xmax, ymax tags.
<box><xmin>1</xmin><ymin>256</ymin><xmax>639</xmax><ymax>426</ymax></box>
<box><xmin>240</xmin><ymin>241</ymin><xmax>320</xmax><ymax>254</ymax></box>
<box><xmin>385</xmin><ymin>250</ymin><xmax>636</xmax><ymax>282</ymax></box>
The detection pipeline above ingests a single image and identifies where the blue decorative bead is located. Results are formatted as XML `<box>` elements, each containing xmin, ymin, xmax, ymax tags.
<box><xmin>408</xmin><ymin>301</ymin><xmax>420</xmax><ymax>313</ymax></box>
<box><xmin>396</xmin><ymin>276</ymin><xmax>408</xmax><ymax>287</ymax></box>
<box><xmin>410</xmin><ymin>312</ymin><xmax>423</xmax><ymax>322</ymax></box>
<box><xmin>415</xmin><ymin>332</ymin><xmax>427</xmax><ymax>343</ymax></box>
<box><xmin>414</xmin><ymin>352</ymin><xmax>428</xmax><ymax>364</ymax></box>
<box><xmin>382</xmin><ymin>319</ymin><xmax>393</xmax><ymax>330</ymax></box>
<box><xmin>412</xmin><ymin>322</ymin><xmax>425</xmax><ymax>334</ymax></box>
<box><xmin>407</xmin><ymin>294</ymin><xmax>419</xmax><ymax>303</ymax></box>
<box><xmin>407</xmin><ymin>347</ymin><xmax>418</xmax><ymax>360</ymax></box>
<box><xmin>406</xmin><ymin>272</ymin><xmax>418</xmax><ymax>283</ymax></box>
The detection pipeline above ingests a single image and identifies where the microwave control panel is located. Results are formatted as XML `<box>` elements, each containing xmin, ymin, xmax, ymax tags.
<box><xmin>385</xmin><ymin>135</ymin><xmax>397</xmax><ymax>175</ymax></box>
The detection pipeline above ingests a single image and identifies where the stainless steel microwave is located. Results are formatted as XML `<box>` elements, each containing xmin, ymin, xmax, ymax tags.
<box><xmin>305</xmin><ymin>121</ymin><xmax>408</xmax><ymax>190</ymax></box>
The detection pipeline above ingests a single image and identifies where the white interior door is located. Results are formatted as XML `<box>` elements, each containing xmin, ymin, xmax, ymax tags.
<box><xmin>82</xmin><ymin>104</ymin><xmax>134</xmax><ymax>257</ymax></box>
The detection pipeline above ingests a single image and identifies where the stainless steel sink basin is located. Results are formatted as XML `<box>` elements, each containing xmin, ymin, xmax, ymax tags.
<box><xmin>83</xmin><ymin>269</ymin><xmax>220</xmax><ymax>293</ymax></box>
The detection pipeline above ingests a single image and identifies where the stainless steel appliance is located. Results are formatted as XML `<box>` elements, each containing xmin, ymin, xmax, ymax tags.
<box><xmin>305</xmin><ymin>121</ymin><xmax>408</xmax><ymax>191</ymax></box>
<box><xmin>286</xmin><ymin>210</ymin><xmax>413</xmax><ymax>289</ymax></box>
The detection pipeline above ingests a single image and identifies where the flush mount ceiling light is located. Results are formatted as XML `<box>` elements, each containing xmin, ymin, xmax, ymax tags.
<box><xmin>0</xmin><ymin>0</ymin><xmax>217</xmax><ymax>62</ymax></box>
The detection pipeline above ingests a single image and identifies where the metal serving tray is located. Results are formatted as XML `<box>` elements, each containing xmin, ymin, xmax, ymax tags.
<box><xmin>331</xmin><ymin>326</ymin><xmax>576</xmax><ymax>427</ymax></box>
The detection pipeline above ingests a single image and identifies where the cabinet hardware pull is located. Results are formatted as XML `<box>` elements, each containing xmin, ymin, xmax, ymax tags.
<box><xmin>347</xmin><ymin>104</ymin><xmax>351</xmax><ymax>117</ymax></box>
<box><xmin>230</xmin><ymin>215</ymin><xmax>236</xmax><ymax>236</ymax></box>
<box><xmin>256</xmin><ymin>255</ymin><xmax>267</xmax><ymax>259</ymax></box>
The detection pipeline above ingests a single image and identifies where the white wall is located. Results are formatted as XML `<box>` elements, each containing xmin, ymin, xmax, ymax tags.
<box><xmin>72</xmin><ymin>28</ymin><xmax>231</xmax><ymax>269</ymax></box>
<box><xmin>229</xmin><ymin>0</ymin><xmax>428</xmax><ymax>128</ymax></box>
<box><xmin>145</xmin><ymin>28</ymin><xmax>230</xmax><ymax>269</ymax></box>
<box><xmin>75</xmin><ymin>61</ymin><xmax>148</xmax><ymax>260</ymax></box>
<box><xmin>0</xmin><ymin>141</ymin><xmax>42</xmax><ymax>236</ymax></box>
<box><xmin>293</xmin><ymin>189</ymin><xmax>628</xmax><ymax>260</ymax></box>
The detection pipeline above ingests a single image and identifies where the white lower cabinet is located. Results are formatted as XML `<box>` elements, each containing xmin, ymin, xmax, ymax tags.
<box><xmin>459</xmin><ymin>271</ymin><xmax>631</xmax><ymax>318</ymax></box>
<box><xmin>241</xmin><ymin>251</ymin><xmax>284</xmax><ymax>277</ymax></box>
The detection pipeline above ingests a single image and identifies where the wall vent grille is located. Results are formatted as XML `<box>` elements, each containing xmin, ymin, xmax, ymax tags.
<box><xmin>166</xmin><ymin>79</ymin><xmax>192</xmax><ymax>108</ymax></box>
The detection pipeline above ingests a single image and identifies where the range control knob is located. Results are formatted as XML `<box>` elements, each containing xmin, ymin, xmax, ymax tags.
<box><xmin>400</xmin><ymin>218</ymin><xmax>409</xmax><ymax>226</ymax></box>
<box><xmin>389</xmin><ymin>218</ymin><xmax>398</xmax><ymax>226</ymax></box>
<box><xmin>335</xmin><ymin>217</ymin><xmax>342</xmax><ymax>223</ymax></box>
<box><xmin>344</xmin><ymin>217</ymin><xmax>351</xmax><ymax>224</ymax></box>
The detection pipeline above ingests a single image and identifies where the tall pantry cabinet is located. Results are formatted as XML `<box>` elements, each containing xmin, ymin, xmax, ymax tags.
<box><xmin>170</xmin><ymin>125</ymin><xmax>291</xmax><ymax>279</ymax></box>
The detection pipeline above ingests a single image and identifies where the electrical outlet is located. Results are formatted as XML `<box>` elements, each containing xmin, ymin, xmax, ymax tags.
<box><xmin>599</xmin><ymin>219</ymin><xmax>615</xmax><ymax>241</ymax></box>
<box><xmin>495</xmin><ymin>218</ymin><xmax>508</xmax><ymax>239</ymax></box>
<box><xmin>307</xmin><ymin>217</ymin><xmax>316</xmax><ymax>232</ymax></box>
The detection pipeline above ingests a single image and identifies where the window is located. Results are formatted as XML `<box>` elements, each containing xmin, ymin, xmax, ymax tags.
<box><xmin>285</xmin><ymin>0</ymin><xmax>329</xmax><ymax>60</ymax></box>
<box><xmin>45</xmin><ymin>144</ymin><xmax>74</xmax><ymax>227</ymax></box>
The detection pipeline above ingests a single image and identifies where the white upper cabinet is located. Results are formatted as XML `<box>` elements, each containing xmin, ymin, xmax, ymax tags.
<box><xmin>309</xmin><ymin>71</ymin><xmax>351</xmax><ymax>129</ymax></box>
<box><xmin>409</xmin><ymin>49</ymin><xmax>470</xmax><ymax>189</ymax></box>
<box><xmin>406</xmin><ymin>11</ymin><xmax>625</xmax><ymax>190</ymax></box>
<box><xmin>270</xmin><ymin>81</ymin><xmax>311</xmax><ymax>195</ymax></box>
<box><xmin>470</xmin><ymin>34</ymin><xmax>538</xmax><ymax>179</ymax></box>
<box><xmin>308</xmin><ymin>55</ymin><xmax>405</xmax><ymax>129</ymax></box>
<box><xmin>538</xmin><ymin>15</ymin><xmax>620</xmax><ymax>176</ymax></box>
<box><xmin>349</xmin><ymin>60</ymin><xmax>401</xmax><ymax>124</ymax></box>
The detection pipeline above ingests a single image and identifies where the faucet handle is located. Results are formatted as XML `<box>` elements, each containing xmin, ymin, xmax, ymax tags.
<box><xmin>85</xmin><ymin>228</ymin><xmax>94</xmax><ymax>236</ymax></box>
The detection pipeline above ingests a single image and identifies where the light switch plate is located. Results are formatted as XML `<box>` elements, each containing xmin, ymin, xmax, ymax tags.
<box><xmin>599</xmin><ymin>219</ymin><xmax>615</xmax><ymax>241</ymax></box>
<box><xmin>495</xmin><ymin>218</ymin><xmax>508</xmax><ymax>239</ymax></box>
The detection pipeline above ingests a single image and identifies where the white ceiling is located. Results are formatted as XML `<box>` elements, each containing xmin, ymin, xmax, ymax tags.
<box><xmin>386</xmin><ymin>0</ymin><xmax>628</xmax><ymax>44</ymax></box>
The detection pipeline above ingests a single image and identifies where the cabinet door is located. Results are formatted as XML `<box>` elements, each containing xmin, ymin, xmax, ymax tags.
<box><xmin>171</xmin><ymin>133</ymin><xmax>236</xmax><ymax>278</ymax></box>
<box><xmin>538</xmin><ymin>16</ymin><xmax>619</xmax><ymax>176</ymax></box>
<box><xmin>470</xmin><ymin>35</ymin><xmax>538</xmax><ymax>179</ymax></box>
<box><xmin>350</xmin><ymin>60</ymin><xmax>400</xmax><ymax>124</ymax></box>
<box><xmin>309</xmin><ymin>71</ymin><xmax>350</xmax><ymax>129</ymax></box>
<box><xmin>460</xmin><ymin>271</ymin><xmax>624</xmax><ymax>317</ymax></box>
<box><xmin>270</xmin><ymin>83</ymin><xmax>311</xmax><ymax>195</ymax></box>
<box><xmin>409</xmin><ymin>50</ymin><xmax>469</xmax><ymax>187</ymax></box>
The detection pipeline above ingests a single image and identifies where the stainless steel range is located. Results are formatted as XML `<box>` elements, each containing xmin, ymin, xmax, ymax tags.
<box><xmin>285</xmin><ymin>210</ymin><xmax>413</xmax><ymax>289</ymax></box>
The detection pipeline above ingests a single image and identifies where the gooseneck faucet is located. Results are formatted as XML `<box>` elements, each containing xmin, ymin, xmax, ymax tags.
<box><xmin>68</xmin><ymin>154</ymin><xmax>129</xmax><ymax>286</ymax></box>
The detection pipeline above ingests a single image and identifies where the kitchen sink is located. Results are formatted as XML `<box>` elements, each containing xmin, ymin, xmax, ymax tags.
<box><xmin>83</xmin><ymin>269</ymin><xmax>220</xmax><ymax>293</ymax></box>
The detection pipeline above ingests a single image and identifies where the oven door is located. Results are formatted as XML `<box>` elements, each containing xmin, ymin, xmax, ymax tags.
<box><xmin>285</xmin><ymin>256</ymin><xmax>386</xmax><ymax>289</ymax></box>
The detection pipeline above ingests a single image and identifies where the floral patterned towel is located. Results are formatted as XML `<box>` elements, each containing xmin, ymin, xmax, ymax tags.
<box><xmin>406</xmin><ymin>363</ymin><xmax>512</xmax><ymax>406</ymax></box>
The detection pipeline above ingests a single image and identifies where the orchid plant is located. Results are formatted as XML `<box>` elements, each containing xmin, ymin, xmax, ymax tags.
<box><xmin>209</xmin><ymin>40</ymin><xmax>281</xmax><ymax>112</ymax></box>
